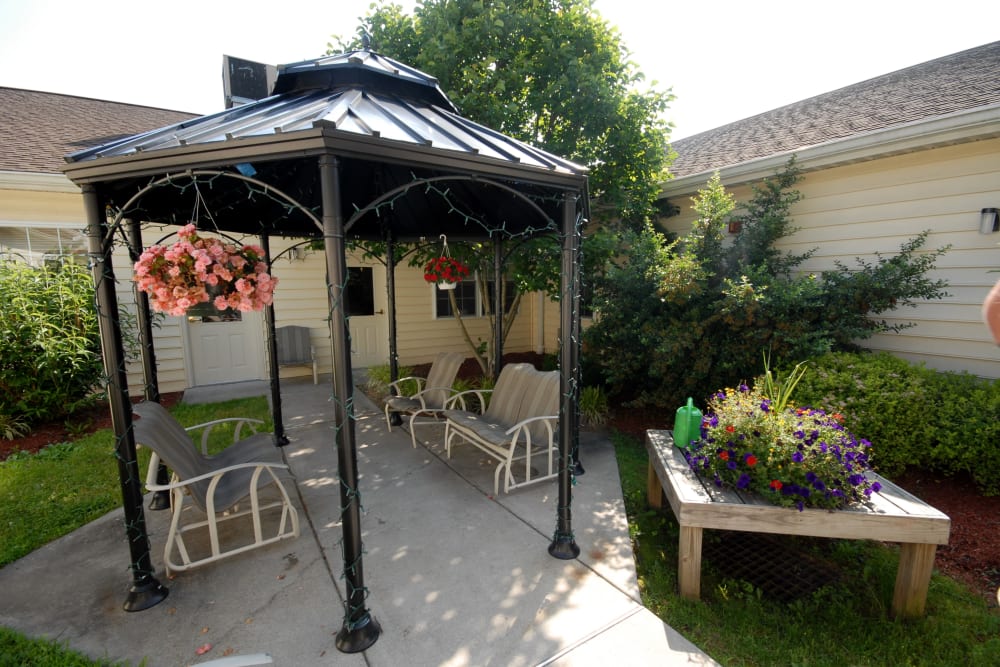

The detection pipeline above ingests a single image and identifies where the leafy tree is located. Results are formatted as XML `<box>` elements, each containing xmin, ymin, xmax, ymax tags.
<box><xmin>336</xmin><ymin>0</ymin><xmax>671</xmax><ymax>371</ymax></box>
<box><xmin>584</xmin><ymin>160</ymin><xmax>951</xmax><ymax>409</ymax></box>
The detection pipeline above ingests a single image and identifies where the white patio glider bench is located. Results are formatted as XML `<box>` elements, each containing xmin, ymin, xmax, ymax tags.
<box><xmin>442</xmin><ymin>363</ymin><xmax>560</xmax><ymax>495</ymax></box>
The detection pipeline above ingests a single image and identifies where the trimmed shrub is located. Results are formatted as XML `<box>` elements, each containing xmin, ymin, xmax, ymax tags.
<box><xmin>791</xmin><ymin>352</ymin><xmax>1000</xmax><ymax>494</ymax></box>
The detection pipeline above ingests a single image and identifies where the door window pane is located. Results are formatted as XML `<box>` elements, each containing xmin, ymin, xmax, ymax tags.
<box><xmin>346</xmin><ymin>267</ymin><xmax>375</xmax><ymax>316</ymax></box>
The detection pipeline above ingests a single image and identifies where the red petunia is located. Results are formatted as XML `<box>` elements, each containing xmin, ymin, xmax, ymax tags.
<box><xmin>725</xmin><ymin>425</ymin><xmax>735</xmax><ymax>433</ymax></box>
<box><xmin>745</xmin><ymin>454</ymin><xmax>758</xmax><ymax>467</ymax></box>
<box><xmin>770</xmin><ymin>479</ymin><xmax>782</xmax><ymax>490</ymax></box>
<box><xmin>719</xmin><ymin>451</ymin><xmax>729</xmax><ymax>461</ymax></box>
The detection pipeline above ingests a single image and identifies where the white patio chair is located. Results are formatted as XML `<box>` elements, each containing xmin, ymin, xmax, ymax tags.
<box><xmin>383</xmin><ymin>352</ymin><xmax>465</xmax><ymax>447</ymax></box>
<box><xmin>132</xmin><ymin>401</ymin><xmax>300</xmax><ymax>574</ymax></box>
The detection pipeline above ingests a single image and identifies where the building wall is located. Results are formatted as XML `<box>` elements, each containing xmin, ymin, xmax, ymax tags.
<box><xmin>661</xmin><ymin>137</ymin><xmax>1000</xmax><ymax>378</ymax></box>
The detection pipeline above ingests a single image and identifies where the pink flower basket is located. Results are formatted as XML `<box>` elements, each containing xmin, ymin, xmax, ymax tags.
<box><xmin>133</xmin><ymin>224</ymin><xmax>278</xmax><ymax>316</ymax></box>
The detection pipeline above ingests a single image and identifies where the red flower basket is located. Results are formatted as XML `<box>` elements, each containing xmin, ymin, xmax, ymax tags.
<box><xmin>423</xmin><ymin>256</ymin><xmax>469</xmax><ymax>290</ymax></box>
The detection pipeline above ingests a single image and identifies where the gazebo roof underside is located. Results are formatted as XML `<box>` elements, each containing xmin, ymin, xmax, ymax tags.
<box><xmin>62</xmin><ymin>50</ymin><xmax>589</xmax><ymax>242</ymax></box>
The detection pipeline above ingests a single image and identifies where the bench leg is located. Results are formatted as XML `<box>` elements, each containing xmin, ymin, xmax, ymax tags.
<box><xmin>678</xmin><ymin>525</ymin><xmax>703</xmax><ymax>601</ymax></box>
<box><xmin>892</xmin><ymin>543</ymin><xmax>937</xmax><ymax>619</ymax></box>
<box><xmin>647</xmin><ymin>463</ymin><xmax>666</xmax><ymax>509</ymax></box>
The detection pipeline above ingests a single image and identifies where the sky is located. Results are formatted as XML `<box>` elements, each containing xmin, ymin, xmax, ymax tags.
<box><xmin>0</xmin><ymin>0</ymin><xmax>997</xmax><ymax>140</ymax></box>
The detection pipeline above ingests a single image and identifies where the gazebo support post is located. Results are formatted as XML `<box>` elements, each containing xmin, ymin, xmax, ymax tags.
<box><xmin>385</xmin><ymin>231</ymin><xmax>402</xmax><ymax>426</ymax></box>
<box><xmin>261</xmin><ymin>234</ymin><xmax>289</xmax><ymax>446</ymax></box>
<box><xmin>125</xmin><ymin>219</ymin><xmax>171</xmax><ymax>510</ymax></box>
<box><xmin>83</xmin><ymin>186</ymin><xmax>169</xmax><ymax>611</ymax></box>
<box><xmin>492</xmin><ymin>238</ymin><xmax>504</xmax><ymax>379</ymax></box>
<box><xmin>549</xmin><ymin>192</ymin><xmax>581</xmax><ymax>560</ymax></box>
<box><xmin>320</xmin><ymin>156</ymin><xmax>381</xmax><ymax>652</ymax></box>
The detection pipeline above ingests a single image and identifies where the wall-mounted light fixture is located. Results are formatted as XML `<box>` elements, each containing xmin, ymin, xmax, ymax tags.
<box><xmin>980</xmin><ymin>208</ymin><xmax>999</xmax><ymax>234</ymax></box>
<box><xmin>292</xmin><ymin>246</ymin><xmax>307</xmax><ymax>261</ymax></box>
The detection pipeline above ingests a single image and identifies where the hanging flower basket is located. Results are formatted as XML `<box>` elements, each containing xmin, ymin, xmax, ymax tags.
<box><xmin>133</xmin><ymin>224</ymin><xmax>278</xmax><ymax>316</ymax></box>
<box><xmin>423</xmin><ymin>256</ymin><xmax>469</xmax><ymax>290</ymax></box>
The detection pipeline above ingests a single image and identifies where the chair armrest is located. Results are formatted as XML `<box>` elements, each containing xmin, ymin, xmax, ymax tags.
<box><xmin>144</xmin><ymin>460</ymin><xmax>291</xmax><ymax>492</ymax></box>
<box><xmin>504</xmin><ymin>414</ymin><xmax>558</xmax><ymax>437</ymax></box>
<box><xmin>387</xmin><ymin>376</ymin><xmax>426</xmax><ymax>396</ymax></box>
<box><xmin>445</xmin><ymin>388</ymin><xmax>492</xmax><ymax>413</ymax></box>
<box><xmin>408</xmin><ymin>385</ymin><xmax>459</xmax><ymax>408</ymax></box>
<box><xmin>185</xmin><ymin>417</ymin><xmax>264</xmax><ymax>454</ymax></box>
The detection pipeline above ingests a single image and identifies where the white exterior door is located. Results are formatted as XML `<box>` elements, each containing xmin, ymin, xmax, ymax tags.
<box><xmin>186</xmin><ymin>309</ymin><xmax>265</xmax><ymax>386</ymax></box>
<box><xmin>346</xmin><ymin>265</ymin><xmax>389</xmax><ymax>368</ymax></box>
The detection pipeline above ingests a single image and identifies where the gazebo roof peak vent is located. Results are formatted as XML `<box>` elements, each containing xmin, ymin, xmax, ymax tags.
<box><xmin>272</xmin><ymin>48</ymin><xmax>458</xmax><ymax>113</ymax></box>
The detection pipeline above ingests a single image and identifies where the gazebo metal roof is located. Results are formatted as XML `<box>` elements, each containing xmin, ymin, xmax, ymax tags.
<box><xmin>65</xmin><ymin>50</ymin><xmax>587</xmax><ymax>242</ymax></box>
<box><xmin>62</xmin><ymin>48</ymin><xmax>587</xmax><ymax>654</ymax></box>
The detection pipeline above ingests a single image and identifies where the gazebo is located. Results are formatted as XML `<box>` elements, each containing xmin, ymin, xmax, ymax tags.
<box><xmin>62</xmin><ymin>48</ymin><xmax>589</xmax><ymax>653</ymax></box>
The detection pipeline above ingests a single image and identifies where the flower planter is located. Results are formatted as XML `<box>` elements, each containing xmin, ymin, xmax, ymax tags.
<box><xmin>423</xmin><ymin>255</ymin><xmax>469</xmax><ymax>289</ymax></box>
<box><xmin>684</xmin><ymin>372</ymin><xmax>880</xmax><ymax>512</ymax></box>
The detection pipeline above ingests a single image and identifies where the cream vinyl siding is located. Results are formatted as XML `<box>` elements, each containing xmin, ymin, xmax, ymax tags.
<box><xmin>0</xmin><ymin>188</ymin><xmax>85</xmax><ymax>224</ymax></box>
<box><xmin>392</xmin><ymin>262</ymin><xmax>541</xmax><ymax>368</ymax></box>
<box><xmin>661</xmin><ymin>137</ymin><xmax>1000</xmax><ymax>379</ymax></box>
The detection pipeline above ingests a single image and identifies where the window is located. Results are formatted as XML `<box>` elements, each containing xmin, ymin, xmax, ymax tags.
<box><xmin>0</xmin><ymin>225</ymin><xmax>88</xmax><ymax>266</ymax></box>
<box><xmin>435</xmin><ymin>278</ymin><xmax>477</xmax><ymax>317</ymax></box>
<box><xmin>434</xmin><ymin>276</ymin><xmax>518</xmax><ymax>319</ymax></box>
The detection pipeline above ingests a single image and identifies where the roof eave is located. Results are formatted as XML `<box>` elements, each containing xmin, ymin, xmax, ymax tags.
<box><xmin>659</xmin><ymin>103</ymin><xmax>1000</xmax><ymax>196</ymax></box>
<box><xmin>61</xmin><ymin>124</ymin><xmax>588</xmax><ymax>190</ymax></box>
<box><xmin>61</xmin><ymin>129</ymin><xmax>331</xmax><ymax>184</ymax></box>
<box><xmin>0</xmin><ymin>170</ymin><xmax>80</xmax><ymax>193</ymax></box>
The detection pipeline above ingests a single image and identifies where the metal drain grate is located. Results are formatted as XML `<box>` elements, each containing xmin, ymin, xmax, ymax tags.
<box><xmin>702</xmin><ymin>531</ymin><xmax>843</xmax><ymax>602</ymax></box>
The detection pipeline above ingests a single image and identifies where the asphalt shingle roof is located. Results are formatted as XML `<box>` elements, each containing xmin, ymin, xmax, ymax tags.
<box><xmin>668</xmin><ymin>41</ymin><xmax>1000</xmax><ymax>179</ymax></box>
<box><xmin>0</xmin><ymin>88</ymin><xmax>196</xmax><ymax>174</ymax></box>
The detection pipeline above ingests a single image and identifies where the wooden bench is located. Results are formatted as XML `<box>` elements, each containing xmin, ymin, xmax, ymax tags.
<box><xmin>645</xmin><ymin>429</ymin><xmax>950</xmax><ymax>618</ymax></box>
<box><xmin>442</xmin><ymin>363</ymin><xmax>560</xmax><ymax>495</ymax></box>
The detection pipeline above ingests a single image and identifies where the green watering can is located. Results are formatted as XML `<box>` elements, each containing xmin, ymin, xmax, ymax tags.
<box><xmin>673</xmin><ymin>397</ymin><xmax>703</xmax><ymax>450</ymax></box>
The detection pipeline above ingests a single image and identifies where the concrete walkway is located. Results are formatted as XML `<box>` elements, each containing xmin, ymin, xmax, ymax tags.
<box><xmin>0</xmin><ymin>376</ymin><xmax>718</xmax><ymax>666</ymax></box>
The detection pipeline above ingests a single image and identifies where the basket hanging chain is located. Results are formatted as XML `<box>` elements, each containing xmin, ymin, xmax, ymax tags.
<box><xmin>190</xmin><ymin>180</ymin><xmax>220</xmax><ymax>233</ymax></box>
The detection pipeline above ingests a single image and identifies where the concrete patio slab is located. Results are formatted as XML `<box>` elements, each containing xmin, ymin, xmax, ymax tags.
<box><xmin>0</xmin><ymin>376</ymin><xmax>718</xmax><ymax>666</ymax></box>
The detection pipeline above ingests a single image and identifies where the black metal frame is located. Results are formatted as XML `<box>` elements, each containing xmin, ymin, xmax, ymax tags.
<box><xmin>66</xmin><ymin>49</ymin><xmax>587</xmax><ymax>654</ymax></box>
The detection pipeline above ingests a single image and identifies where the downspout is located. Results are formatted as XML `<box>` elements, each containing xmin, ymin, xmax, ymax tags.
<box><xmin>319</xmin><ymin>155</ymin><xmax>382</xmax><ymax>653</ymax></box>
<box><xmin>84</xmin><ymin>186</ymin><xmax>168</xmax><ymax>610</ymax></box>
